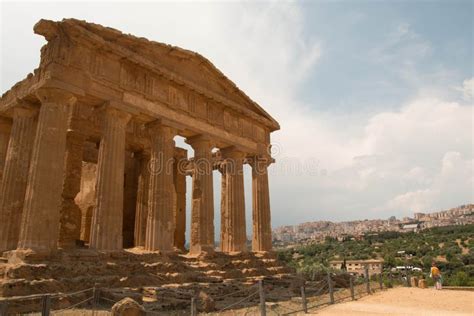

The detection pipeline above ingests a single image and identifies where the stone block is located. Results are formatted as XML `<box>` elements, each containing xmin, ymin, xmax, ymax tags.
<box><xmin>111</xmin><ymin>297</ymin><xmax>145</xmax><ymax>316</ymax></box>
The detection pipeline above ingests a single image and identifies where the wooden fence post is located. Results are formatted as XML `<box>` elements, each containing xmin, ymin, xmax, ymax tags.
<box><xmin>379</xmin><ymin>273</ymin><xmax>383</xmax><ymax>290</ymax></box>
<box><xmin>259</xmin><ymin>280</ymin><xmax>266</xmax><ymax>316</ymax></box>
<box><xmin>365</xmin><ymin>266</ymin><xmax>371</xmax><ymax>294</ymax></box>
<box><xmin>327</xmin><ymin>272</ymin><xmax>335</xmax><ymax>304</ymax></box>
<box><xmin>301</xmin><ymin>286</ymin><xmax>308</xmax><ymax>313</ymax></box>
<box><xmin>349</xmin><ymin>275</ymin><xmax>355</xmax><ymax>300</ymax></box>
<box><xmin>92</xmin><ymin>283</ymin><xmax>99</xmax><ymax>316</ymax></box>
<box><xmin>41</xmin><ymin>295</ymin><xmax>51</xmax><ymax>316</ymax></box>
<box><xmin>190</xmin><ymin>297</ymin><xmax>196</xmax><ymax>316</ymax></box>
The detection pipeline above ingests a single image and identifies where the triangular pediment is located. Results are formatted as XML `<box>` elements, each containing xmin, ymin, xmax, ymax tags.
<box><xmin>34</xmin><ymin>19</ymin><xmax>279</xmax><ymax>131</ymax></box>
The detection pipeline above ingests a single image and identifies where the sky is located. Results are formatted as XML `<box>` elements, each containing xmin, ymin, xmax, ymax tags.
<box><xmin>0</xmin><ymin>1</ymin><xmax>473</xmax><ymax>235</ymax></box>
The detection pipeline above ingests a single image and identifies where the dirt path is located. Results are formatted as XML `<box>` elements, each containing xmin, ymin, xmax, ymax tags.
<box><xmin>310</xmin><ymin>287</ymin><xmax>474</xmax><ymax>316</ymax></box>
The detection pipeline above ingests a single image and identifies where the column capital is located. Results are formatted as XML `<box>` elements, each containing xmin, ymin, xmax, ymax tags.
<box><xmin>248</xmin><ymin>154</ymin><xmax>273</xmax><ymax>168</ymax></box>
<box><xmin>220</xmin><ymin>146</ymin><xmax>246</xmax><ymax>160</ymax></box>
<box><xmin>35</xmin><ymin>88</ymin><xmax>77</xmax><ymax>106</ymax></box>
<box><xmin>185</xmin><ymin>135</ymin><xmax>214</xmax><ymax>149</ymax></box>
<box><xmin>12</xmin><ymin>106</ymin><xmax>38</xmax><ymax>118</ymax></box>
<box><xmin>103</xmin><ymin>106</ymin><xmax>132</xmax><ymax>125</ymax></box>
<box><xmin>146</xmin><ymin>120</ymin><xmax>176</xmax><ymax>138</ymax></box>
<box><xmin>11</xmin><ymin>98</ymin><xmax>39</xmax><ymax>118</ymax></box>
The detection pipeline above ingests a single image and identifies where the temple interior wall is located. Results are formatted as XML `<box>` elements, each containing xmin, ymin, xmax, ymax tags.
<box><xmin>76</xmin><ymin>161</ymin><xmax>96</xmax><ymax>243</ymax></box>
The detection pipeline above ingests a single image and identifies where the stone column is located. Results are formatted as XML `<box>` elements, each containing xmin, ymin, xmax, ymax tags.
<box><xmin>145</xmin><ymin>122</ymin><xmax>176</xmax><ymax>251</ymax></box>
<box><xmin>220</xmin><ymin>148</ymin><xmax>247</xmax><ymax>253</ymax></box>
<box><xmin>186</xmin><ymin>136</ymin><xmax>214</xmax><ymax>254</ymax></box>
<box><xmin>173</xmin><ymin>148</ymin><xmax>187</xmax><ymax>251</ymax></box>
<box><xmin>134</xmin><ymin>153</ymin><xmax>149</xmax><ymax>247</ymax></box>
<box><xmin>123</xmin><ymin>152</ymin><xmax>139</xmax><ymax>248</ymax></box>
<box><xmin>0</xmin><ymin>107</ymin><xmax>37</xmax><ymax>253</ymax></box>
<box><xmin>90</xmin><ymin>107</ymin><xmax>131</xmax><ymax>251</ymax></box>
<box><xmin>58</xmin><ymin>128</ymin><xmax>85</xmax><ymax>248</ymax></box>
<box><xmin>0</xmin><ymin>117</ymin><xmax>12</xmax><ymax>182</ymax></box>
<box><xmin>251</xmin><ymin>156</ymin><xmax>272</xmax><ymax>252</ymax></box>
<box><xmin>218</xmin><ymin>162</ymin><xmax>227</xmax><ymax>251</ymax></box>
<box><xmin>17</xmin><ymin>88</ymin><xmax>76</xmax><ymax>253</ymax></box>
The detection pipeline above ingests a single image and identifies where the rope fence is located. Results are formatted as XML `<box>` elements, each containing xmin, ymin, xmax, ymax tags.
<box><xmin>0</xmin><ymin>271</ymin><xmax>405</xmax><ymax>315</ymax></box>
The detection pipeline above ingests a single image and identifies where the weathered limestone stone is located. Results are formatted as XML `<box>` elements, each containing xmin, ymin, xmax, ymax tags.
<box><xmin>197</xmin><ymin>290</ymin><xmax>215</xmax><ymax>312</ymax></box>
<box><xmin>220</xmin><ymin>148</ymin><xmax>247</xmax><ymax>253</ymax></box>
<box><xmin>17</xmin><ymin>88</ymin><xmax>76</xmax><ymax>253</ymax></box>
<box><xmin>134</xmin><ymin>153</ymin><xmax>150</xmax><ymax>247</ymax></box>
<box><xmin>173</xmin><ymin>148</ymin><xmax>187</xmax><ymax>251</ymax></box>
<box><xmin>111</xmin><ymin>297</ymin><xmax>145</xmax><ymax>316</ymax></box>
<box><xmin>145</xmin><ymin>122</ymin><xmax>175</xmax><ymax>251</ymax></box>
<box><xmin>90</xmin><ymin>107</ymin><xmax>131</xmax><ymax>251</ymax></box>
<box><xmin>0</xmin><ymin>117</ymin><xmax>12</xmax><ymax>181</ymax></box>
<box><xmin>0</xmin><ymin>107</ymin><xmax>37</xmax><ymax>253</ymax></box>
<box><xmin>187</xmin><ymin>136</ymin><xmax>215</xmax><ymax>254</ymax></box>
<box><xmin>251</xmin><ymin>156</ymin><xmax>272</xmax><ymax>252</ymax></box>
<box><xmin>0</xmin><ymin>19</ymin><xmax>279</xmax><ymax>260</ymax></box>
<box><xmin>59</xmin><ymin>130</ymin><xmax>85</xmax><ymax>248</ymax></box>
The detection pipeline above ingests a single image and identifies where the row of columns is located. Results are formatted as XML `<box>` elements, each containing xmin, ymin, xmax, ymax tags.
<box><xmin>0</xmin><ymin>87</ymin><xmax>272</xmax><ymax>256</ymax></box>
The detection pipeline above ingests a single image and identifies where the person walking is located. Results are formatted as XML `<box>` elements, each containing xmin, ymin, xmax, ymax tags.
<box><xmin>430</xmin><ymin>261</ymin><xmax>442</xmax><ymax>290</ymax></box>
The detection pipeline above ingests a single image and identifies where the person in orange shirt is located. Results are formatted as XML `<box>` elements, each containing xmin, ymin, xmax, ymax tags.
<box><xmin>430</xmin><ymin>261</ymin><xmax>442</xmax><ymax>290</ymax></box>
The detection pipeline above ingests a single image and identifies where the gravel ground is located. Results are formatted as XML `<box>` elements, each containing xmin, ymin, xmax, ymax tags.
<box><xmin>310</xmin><ymin>287</ymin><xmax>474</xmax><ymax>316</ymax></box>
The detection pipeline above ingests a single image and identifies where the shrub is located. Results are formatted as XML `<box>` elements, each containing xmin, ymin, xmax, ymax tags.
<box><xmin>450</xmin><ymin>271</ymin><xmax>469</xmax><ymax>286</ymax></box>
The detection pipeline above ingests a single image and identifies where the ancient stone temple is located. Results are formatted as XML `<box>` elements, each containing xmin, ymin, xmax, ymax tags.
<box><xmin>0</xmin><ymin>19</ymin><xmax>279</xmax><ymax>259</ymax></box>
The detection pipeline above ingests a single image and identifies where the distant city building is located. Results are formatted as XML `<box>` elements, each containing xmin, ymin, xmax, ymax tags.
<box><xmin>330</xmin><ymin>259</ymin><xmax>384</xmax><ymax>276</ymax></box>
<box><xmin>402</xmin><ymin>223</ymin><xmax>419</xmax><ymax>232</ymax></box>
<box><xmin>273</xmin><ymin>204</ymin><xmax>474</xmax><ymax>246</ymax></box>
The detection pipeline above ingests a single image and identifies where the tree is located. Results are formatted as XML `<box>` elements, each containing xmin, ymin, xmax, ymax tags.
<box><xmin>384</xmin><ymin>255</ymin><xmax>396</xmax><ymax>268</ymax></box>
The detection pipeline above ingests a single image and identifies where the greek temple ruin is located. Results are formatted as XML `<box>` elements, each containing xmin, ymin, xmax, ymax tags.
<box><xmin>0</xmin><ymin>19</ymin><xmax>279</xmax><ymax>259</ymax></box>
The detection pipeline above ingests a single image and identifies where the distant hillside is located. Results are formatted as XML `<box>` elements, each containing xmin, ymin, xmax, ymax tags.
<box><xmin>277</xmin><ymin>224</ymin><xmax>474</xmax><ymax>286</ymax></box>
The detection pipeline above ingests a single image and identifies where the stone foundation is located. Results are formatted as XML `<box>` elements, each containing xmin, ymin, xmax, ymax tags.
<box><xmin>0</xmin><ymin>249</ymin><xmax>293</xmax><ymax>298</ymax></box>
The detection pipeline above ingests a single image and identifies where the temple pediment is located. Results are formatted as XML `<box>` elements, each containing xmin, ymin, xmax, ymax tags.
<box><xmin>33</xmin><ymin>18</ymin><xmax>279</xmax><ymax>131</ymax></box>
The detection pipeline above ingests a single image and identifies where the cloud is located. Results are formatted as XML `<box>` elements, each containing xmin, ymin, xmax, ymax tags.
<box><xmin>456</xmin><ymin>78</ymin><xmax>474</xmax><ymax>101</ymax></box>
<box><xmin>1</xmin><ymin>2</ymin><xmax>472</xmax><ymax>229</ymax></box>
<box><xmin>370</xmin><ymin>23</ymin><xmax>432</xmax><ymax>66</ymax></box>
<box><xmin>269</xmin><ymin>91</ymin><xmax>473</xmax><ymax>225</ymax></box>
<box><xmin>382</xmin><ymin>151</ymin><xmax>474</xmax><ymax>215</ymax></box>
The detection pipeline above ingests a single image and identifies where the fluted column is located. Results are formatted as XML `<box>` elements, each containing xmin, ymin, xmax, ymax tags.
<box><xmin>145</xmin><ymin>122</ymin><xmax>176</xmax><ymax>251</ymax></box>
<box><xmin>186</xmin><ymin>136</ymin><xmax>215</xmax><ymax>254</ymax></box>
<box><xmin>173</xmin><ymin>148</ymin><xmax>187</xmax><ymax>251</ymax></box>
<box><xmin>0</xmin><ymin>117</ymin><xmax>12</xmax><ymax>182</ymax></box>
<box><xmin>59</xmin><ymin>128</ymin><xmax>85</xmax><ymax>248</ymax></box>
<box><xmin>218</xmin><ymin>162</ymin><xmax>227</xmax><ymax>251</ymax></box>
<box><xmin>220</xmin><ymin>148</ymin><xmax>247</xmax><ymax>253</ymax></box>
<box><xmin>134</xmin><ymin>153</ymin><xmax>150</xmax><ymax>247</ymax></box>
<box><xmin>90</xmin><ymin>107</ymin><xmax>131</xmax><ymax>251</ymax></box>
<box><xmin>0</xmin><ymin>107</ymin><xmax>37</xmax><ymax>253</ymax></box>
<box><xmin>17</xmin><ymin>89</ymin><xmax>76</xmax><ymax>253</ymax></box>
<box><xmin>251</xmin><ymin>156</ymin><xmax>272</xmax><ymax>252</ymax></box>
